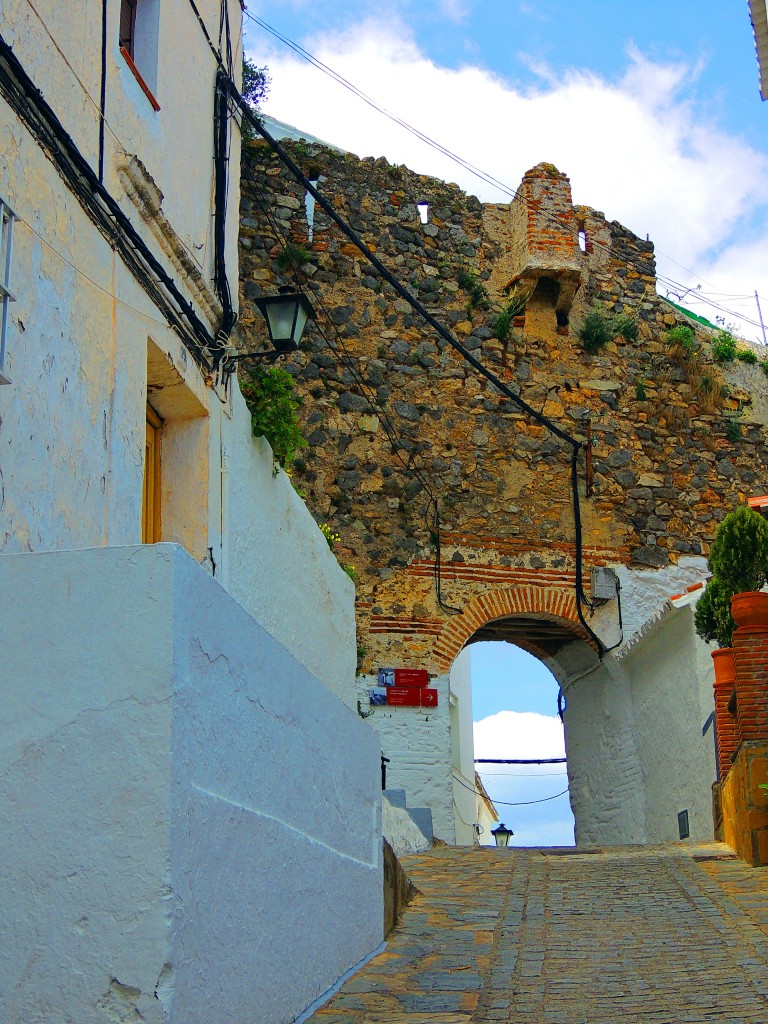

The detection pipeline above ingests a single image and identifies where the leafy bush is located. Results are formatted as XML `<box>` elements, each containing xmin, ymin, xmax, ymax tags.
<box><xmin>240</xmin><ymin>365</ymin><xmax>307</xmax><ymax>470</ymax></box>
<box><xmin>694</xmin><ymin>577</ymin><xmax>737</xmax><ymax>649</ymax></box>
<box><xmin>665</xmin><ymin>324</ymin><xmax>698</xmax><ymax>356</ymax></box>
<box><xmin>712</xmin><ymin>329</ymin><xmax>737</xmax><ymax>363</ymax></box>
<box><xmin>576</xmin><ymin>306</ymin><xmax>614</xmax><ymax>353</ymax></box>
<box><xmin>725</xmin><ymin>415</ymin><xmax>742</xmax><ymax>443</ymax></box>
<box><xmin>736</xmin><ymin>348</ymin><xmax>758</xmax><ymax>364</ymax></box>
<box><xmin>277</xmin><ymin>243</ymin><xmax>312</xmax><ymax>270</ymax></box>
<box><xmin>708</xmin><ymin>505</ymin><xmax>768</xmax><ymax>595</ymax></box>
<box><xmin>241</xmin><ymin>58</ymin><xmax>270</xmax><ymax>142</ymax></box>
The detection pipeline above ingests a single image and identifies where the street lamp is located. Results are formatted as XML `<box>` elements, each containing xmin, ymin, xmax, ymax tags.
<box><xmin>491</xmin><ymin>822</ymin><xmax>514</xmax><ymax>847</ymax></box>
<box><xmin>225</xmin><ymin>287</ymin><xmax>316</xmax><ymax>370</ymax></box>
<box><xmin>254</xmin><ymin>288</ymin><xmax>316</xmax><ymax>355</ymax></box>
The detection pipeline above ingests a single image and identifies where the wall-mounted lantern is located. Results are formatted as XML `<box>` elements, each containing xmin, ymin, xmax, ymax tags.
<box><xmin>491</xmin><ymin>822</ymin><xmax>514</xmax><ymax>847</ymax></box>
<box><xmin>254</xmin><ymin>287</ymin><xmax>315</xmax><ymax>355</ymax></box>
<box><xmin>225</xmin><ymin>287</ymin><xmax>315</xmax><ymax>371</ymax></box>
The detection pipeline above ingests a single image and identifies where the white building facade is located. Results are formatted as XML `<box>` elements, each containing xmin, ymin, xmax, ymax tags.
<box><xmin>0</xmin><ymin>4</ymin><xmax>382</xmax><ymax>1022</ymax></box>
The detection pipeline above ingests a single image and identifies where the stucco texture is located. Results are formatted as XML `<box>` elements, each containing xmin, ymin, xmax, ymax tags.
<box><xmin>0</xmin><ymin>545</ymin><xmax>382</xmax><ymax>1024</ymax></box>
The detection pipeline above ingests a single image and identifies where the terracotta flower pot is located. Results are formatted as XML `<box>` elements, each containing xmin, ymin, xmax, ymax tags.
<box><xmin>711</xmin><ymin>647</ymin><xmax>736</xmax><ymax>687</ymax></box>
<box><xmin>731</xmin><ymin>591</ymin><xmax>768</xmax><ymax>630</ymax></box>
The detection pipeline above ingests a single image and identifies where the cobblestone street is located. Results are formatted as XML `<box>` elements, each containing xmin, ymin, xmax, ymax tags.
<box><xmin>308</xmin><ymin>844</ymin><xmax>768</xmax><ymax>1024</ymax></box>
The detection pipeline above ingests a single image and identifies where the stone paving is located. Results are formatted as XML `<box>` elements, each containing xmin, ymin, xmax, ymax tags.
<box><xmin>307</xmin><ymin>843</ymin><xmax>768</xmax><ymax>1024</ymax></box>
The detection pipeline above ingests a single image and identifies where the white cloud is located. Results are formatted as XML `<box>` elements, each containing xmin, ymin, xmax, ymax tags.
<box><xmin>474</xmin><ymin>711</ymin><xmax>573</xmax><ymax>846</ymax></box>
<box><xmin>248</xmin><ymin>20</ymin><xmax>768</xmax><ymax>340</ymax></box>
<box><xmin>474</xmin><ymin>710</ymin><xmax>565</xmax><ymax>764</ymax></box>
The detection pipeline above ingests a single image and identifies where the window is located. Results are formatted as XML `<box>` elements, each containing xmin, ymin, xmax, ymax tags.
<box><xmin>119</xmin><ymin>0</ymin><xmax>161</xmax><ymax>109</ymax></box>
<box><xmin>142</xmin><ymin>404</ymin><xmax>162</xmax><ymax>543</ymax></box>
<box><xmin>0</xmin><ymin>197</ymin><xmax>17</xmax><ymax>386</ymax></box>
<box><xmin>119</xmin><ymin>0</ymin><xmax>137</xmax><ymax>56</ymax></box>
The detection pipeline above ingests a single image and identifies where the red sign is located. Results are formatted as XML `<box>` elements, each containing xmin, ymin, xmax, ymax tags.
<box><xmin>421</xmin><ymin>688</ymin><xmax>438</xmax><ymax>708</ymax></box>
<box><xmin>386</xmin><ymin>688</ymin><xmax>422</xmax><ymax>707</ymax></box>
<box><xmin>394</xmin><ymin>669</ymin><xmax>429</xmax><ymax>688</ymax></box>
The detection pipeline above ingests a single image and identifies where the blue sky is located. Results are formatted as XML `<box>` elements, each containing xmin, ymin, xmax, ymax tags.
<box><xmin>245</xmin><ymin>1</ymin><xmax>768</xmax><ymax>340</ymax></box>
<box><xmin>470</xmin><ymin>643</ymin><xmax>574</xmax><ymax>847</ymax></box>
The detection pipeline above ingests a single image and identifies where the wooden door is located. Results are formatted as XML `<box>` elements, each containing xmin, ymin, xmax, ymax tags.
<box><xmin>142</xmin><ymin>404</ymin><xmax>162</xmax><ymax>543</ymax></box>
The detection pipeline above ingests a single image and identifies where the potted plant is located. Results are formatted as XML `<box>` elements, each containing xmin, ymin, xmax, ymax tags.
<box><xmin>708</xmin><ymin>505</ymin><xmax>768</xmax><ymax>628</ymax></box>
<box><xmin>694</xmin><ymin>577</ymin><xmax>737</xmax><ymax>684</ymax></box>
<box><xmin>695</xmin><ymin>507</ymin><xmax>768</xmax><ymax>678</ymax></box>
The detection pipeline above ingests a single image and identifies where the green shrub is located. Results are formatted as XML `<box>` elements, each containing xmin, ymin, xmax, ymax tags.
<box><xmin>665</xmin><ymin>324</ymin><xmax>698</xmax><ymax>356</ymax></box>
<box><xmin>736</xmin><ymin>348</ymin><xmax>758</xmax><ymax>364</ymax></box>
<box><xmin>694</xmin><ymin>577</ymin><xmax>736</xmax><ymax>649</ymax></box>
<box><xmin>240</xmin><ymin>365</ymin><xmax>307</xmax><ymax>470</ymax></box>
<box><xmin>277</xmin><ymin>243</ymin><xmax>312</xmax><ymax>270</ymax></box>
<box><xmin>712</xmin><ymin>329</ymin><xmax>737</xmax><ymax>363</ymax></box>
<box><xmin>493</xmin><ymin>288</ymin><xmax>529</xmax><ymax>341</ymax></box>
<box><xmin>576</xmin><ymin>307</ymin><xmax>614</xmax><ymax>353</ymax></box>
<box><xmin>708</xmin><ymin>505</ymin><xmax>768</xmax><ymax>594</ymax></box>
<box><xmin>725</xmin><ymin>416</ymin><xmax>742</xmax><ymax>443</ymax></box>
<box><xmin>635</xmin><ymin>382</ymin><xmax>647</xmax><ymax>400</ymax></box>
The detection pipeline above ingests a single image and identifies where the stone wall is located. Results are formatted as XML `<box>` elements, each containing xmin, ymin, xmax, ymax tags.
<box><xmin>239</xmin><ymin>142</ymin><xmax>768</xmax><ymax>677</ymax></box>
<box><xmin>239</xmin><ymin>142</ymin><xmax>768</xmax><ymax>844</ymax></box>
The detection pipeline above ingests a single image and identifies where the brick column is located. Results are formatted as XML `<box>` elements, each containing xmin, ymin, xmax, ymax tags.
<box><xmin>714</xmin><ymin>680</ymin><xmax>739</xmax><ymax>781</ymax></box>
<box><xmin>733</xmin><ymin>626</ymin><xmax>768</xmax><ymax>742</ymax></box>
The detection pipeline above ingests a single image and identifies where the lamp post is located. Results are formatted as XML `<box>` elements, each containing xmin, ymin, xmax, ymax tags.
<box><xmin>491</xmin><ymin>822</ymin><xmax>514</xmax><ymax>847</ymax></box>
<box><xmin>225</xmin><ymin>287</ymin><xmax>315</xmax><ymax>370</ymax></box>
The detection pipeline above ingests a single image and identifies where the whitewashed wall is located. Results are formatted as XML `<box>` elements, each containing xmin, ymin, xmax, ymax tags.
<box><xmin>563</xmin><ymin>576</ymin><xmax>716</xmax><ymax>847</ymax></box>
<box><xmin>357</xmin><ymin>673</ymin><xmax>454</xmax><ymax>843</ymax></box>
<box><xmin>450</xmin><ymin>648</ymin><xmax>478</xmax><ymax>845</ymax></box>
<box><xmin>219</xmin><ymin>385</ymin><xmax>357</xmax><ymax>704</ymax></box>
<box><xmin>0</xmin><ymin>545</ymin><xmax>382</xmax><ymax>1024</ymax></box>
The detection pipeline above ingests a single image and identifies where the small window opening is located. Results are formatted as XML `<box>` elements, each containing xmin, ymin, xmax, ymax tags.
<box><xmin>120</xmin><ymin>0</ymin><xmax>137</xmax><ymax>56</ymax></box>
<box><xmin>578</xmin><ymin>228</ymin><xmax>587</xmax><ymax>253</ymax></box>
<box><xmin>417</xmin><ymin>202</ymin><xmax>429</xmax><ymax>225</ymax></box>
<box><xmin>119</xmin><ymin>0</ymin><xmax>161</xmax><ymax>102</ymax></box>
<box><xmin>305</xmin><ymin>179</ymin><xmax>318</xmax><ymax>242</ymax></box>
<box><xmin>0</xmin><ymin>197</ymin><xmax>17</xmax><ymax>386</ymax></box>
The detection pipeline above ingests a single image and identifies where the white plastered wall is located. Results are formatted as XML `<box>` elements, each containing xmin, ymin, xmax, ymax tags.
<box><xmin>357</xmin><ymin>673</ymin><xmax>454</xmax><ymax>843</ymax></box>
<box><xmin>562</xmin><ymin>569</ymin><xmax>716</xmax><ymax>847</ymax></box>
<box><xmin>0</xmin><ymin>544</ymin><xmax>382</xmax><ymax>1024</ymax></box>
<box><xmin>450</xmin><ymin>647</ymin><xmax>479</xmax><ymax>845</ymax></box>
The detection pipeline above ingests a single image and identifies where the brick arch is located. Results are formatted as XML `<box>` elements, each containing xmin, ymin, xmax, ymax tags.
<box><xmin>432</xmin><ymin>584</ymin><xmax>592</xmax><ymax>672</ymax></box>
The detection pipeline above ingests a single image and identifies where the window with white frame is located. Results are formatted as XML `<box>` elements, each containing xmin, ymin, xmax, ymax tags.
<box><xmin>0</xmin><ymin>198</ymin><xmax>16</xmax><ymax>386</ymax></box>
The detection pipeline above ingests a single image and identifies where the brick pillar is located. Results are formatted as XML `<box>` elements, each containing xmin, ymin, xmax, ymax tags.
<box><xmin>733</xmin><ymin>626</ymin><xmax>768</xmax><ymax>742</ymax></box>
<box><xmin>713</xmin><ymin>673</ymin><xmax>739</xmax><ymax>779</ymax></box>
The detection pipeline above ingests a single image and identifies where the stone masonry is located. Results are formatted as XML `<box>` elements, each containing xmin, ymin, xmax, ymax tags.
<box><xmin>305</xmin><ymin>843</ymin><xmax>768</xmax><ymax>1023</ymax></box>
<box><xmin>238</xmin><ymin>141</ymin><xmax>768</xmax><ymax>677</ymax></box>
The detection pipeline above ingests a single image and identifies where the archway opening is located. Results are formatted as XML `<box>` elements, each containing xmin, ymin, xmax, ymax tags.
<box><xmin>469</xmin><ymin>641</ymin><xmax>574</xmax><ymax>847</ymax></box>
<box><xmin>448</xmin><ymin>609</ymin><xmax>598</xmax><ymax>848</ymax></box>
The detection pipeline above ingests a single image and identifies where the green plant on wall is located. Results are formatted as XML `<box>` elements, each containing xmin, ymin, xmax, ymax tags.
<box><xmin>240</xmin><ymin>365</ymin><xmax>307</xmax><ymax>471</ymax></box>
<box><xmin>457</xmin><ymin>267</ymin><xmax>490</xmax><ymax>310</ymax></box>
<box><xmin>712</xmin><ymin>328</ymin><xmax>737</xmax><ymax>363</ymax></box>
<box><xmin>277</xmin><ymin>243</ymin><xmax>312</xmax><ymax>270</ymax></box>
<box><xmin>736</xmin><ymin>347</ymin><xmax>758</xmax><ymax>364</ymax></box>
<box><xmin>494</xmin><ymin>287</ymin><xmax>530</xmax><ymax>341</ymax></box>
<box><xmin>576</xmin><ymin>305</ymin><xmax>614</xmax><ymax>353</ymax></box>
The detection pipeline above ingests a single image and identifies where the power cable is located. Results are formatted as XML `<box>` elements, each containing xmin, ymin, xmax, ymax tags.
<box><xmin>236</xmin><ymin>95</ymin><xmax>604</xmax><ymax>648</ymax></box>
<box><xmin>453</xmin><ymin>771</ymin><xmax>569</xmax><ymax>806</ymax></box>
<box><xmin>245</xmin><ymin>175</ymin><xmax>462</xmax><ymax>612</ymax></box>
<box><xmin>245</xmin><ymin>12</ymin><xmax>764</xmax><ymax>336</ymax></box>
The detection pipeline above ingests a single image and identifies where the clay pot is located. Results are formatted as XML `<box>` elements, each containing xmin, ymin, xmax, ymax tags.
<box><xmin>712</xmin><ymin>647</ymin><xmax>736</xmax><ymax>687</ymax></box>
<box><xmin>731</xmin><ymin>591</ymin><xmax>768</xmax><ymax>630</ymax></box>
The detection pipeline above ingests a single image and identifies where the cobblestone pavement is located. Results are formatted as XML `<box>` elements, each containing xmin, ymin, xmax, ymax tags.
<box><xmin>308</xmin><ymin>843</ymin><xmax>768</xmax><ymax>1024</ymax></box>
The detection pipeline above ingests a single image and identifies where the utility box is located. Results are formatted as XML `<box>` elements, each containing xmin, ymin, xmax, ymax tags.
<box><xmin>591</xmin><ymin>567</ymin><xmax>618</xmax><ymax>600</ymax></box>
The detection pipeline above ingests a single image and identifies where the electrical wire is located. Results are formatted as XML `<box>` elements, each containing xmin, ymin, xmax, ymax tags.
<box><xmin>245</xmin><ymin>174</ymin><xmax>463</xmax><ymax>611</ymax></box>
<box><xmin>245</xmin><ymin>12</ymin><xmax>765</xmax><ymax>337</ymax></box>
<box><xmin>237</xmin><ymin>97</ymin><xmax>605</xmax><ymax>647</ymax></box>
<box><xmin>453</xmin><ymin>770</ymin><xmax>569</xmax><ymax>807</ymax></box>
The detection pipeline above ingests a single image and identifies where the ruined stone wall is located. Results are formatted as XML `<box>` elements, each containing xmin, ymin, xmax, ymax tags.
<box><xmin>238</xmin><ymin>143</ymin><xmax>768</xmax><ymax>675</ymax></box>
